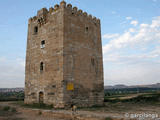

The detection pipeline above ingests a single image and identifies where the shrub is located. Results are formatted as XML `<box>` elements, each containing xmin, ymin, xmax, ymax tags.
<box><xmin>105</xmin><ymin>117</ymin><xmax>113</xmax><ymax>120</ymax></box>
<box><xmin>11</xmin><ymin>107</ymin><xmax>17</xmax><ymax>112</ymax></box>
<box><xmin>38</xmin><ymin>111</ymin><xmax>42</xmax><ymax>115</ymax></box>
<box><xmin>3</xmin><ymin>106</ymin><xmax>10</xmax><ymax>111</ymax></box>
<box><xmin>23</xmin><ymin>103</ymin><xmax>53</xmax><ymax>109</ymax></box>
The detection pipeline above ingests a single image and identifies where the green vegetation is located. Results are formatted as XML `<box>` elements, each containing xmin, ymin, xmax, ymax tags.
<box><xmin>2</xmin><ymin>106</ymin><xmax>17</xmax><ymax>113</ymax></box>
<box><xmin>23</xmin><ymin>103</ymin><xmax>53</xmax><ymax>109</ymax></box>
<box><xmin>105</xmin><ymin>117</ymin><xmax>113</xmax><ymax>120</ymax></box>
<box><xmin>122</xmin><ymin>93</ymin><xmax>160</xmax><ymax>103</ymax></box>
<box><xmin>78</xmin><ymin>105</ymin><xmax>103</xmax><ymax>111</ymax></box>
<box><xmin>38</xmin><ymin>111</ymin><xmax>42</xmax><ymax>115</ymax></box>
<box><xmin>11</xmin><ymin>107</ymin><xmax>17</xmax><ymax>112</ymax></box>
<box><xmin>14</xmin><ymin>101</ymin><xmax>53</xmax><ymax>110</ymax></box>
<box><xmin>0</xmin><ymin>106</ymin><xmax>23</xmax><ymax>120</ymax></box>
<box><xmin>104</xmin><ymin>88</ymin><xmax>160</xmax><ymax>104</ymax></box>
<box><xmin>0</xmin><ymin>91</ymin><xmax>24</xmax><ymax>101</ymax></box>
<box><xmin>0</xmin><ymin>106</ymin><xmax>16</xmax><ymax>115</ymax></box>
<box><xmin>3</xmin><ymin>106</ymin><xmax>10</xmax><ymax>111</ymax></box>
<box><xmin>105</xmin><ymin>87</ymin><xmax>160</xmax><ymax>96</ymax></box>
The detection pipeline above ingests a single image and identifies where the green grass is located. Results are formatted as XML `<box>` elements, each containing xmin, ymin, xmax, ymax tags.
<box><xmin>105</xmin><ymin>117</ymin><xmax>113</xmax><ymax>120</ymax></box>
<box><xmin>0</xmin><ymin>106</ymin><xmax>18</xmax><ymax>118</ymax></box>
<box><xmin>11</xmin><ymin>107</ymin><xmax>17</xmax><ymax>112</ymax></box>
<box><xmin>104</xmin><ymin>92</ymin><xmax>160</xmax><ymax>104</ymax></box>
<box><xmin>0</xmin><ymin>91</ymin><xmax>24</xmax><ymax>101</ymax></box>
<box><xmin>77</xmin><ymin>92</ymin><xmax>160</xmax><ymax>112</ymax></box>
<box><xmin>106</xmin><ymin>94</ymin><xmax>127</xmax><ymax>98</ymax></box>
<box><xmin>13</xmin><ymin>101</ymin><xmax>53</xmax><ymax>110</ymax></box>
<box><xmin>122</xmin><ymin>93</ymin><xmax>160</xmax><ymax>103</ymax></box>
<box><xmin>38</xmin><ymin>111</ymin><xmax>42</xmax><ymax>115</ymax></box>
<box><xmin>3</xmin><ymin>106</ymin><xmax>10</xmax><ymax>111</ymax></box>
<box><xmin>79</xmin><ymin>105</ymin><xmax>104</xmax><ymax>111</ymax></box>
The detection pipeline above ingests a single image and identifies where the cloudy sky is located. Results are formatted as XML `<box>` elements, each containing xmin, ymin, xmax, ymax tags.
<box><xmin>0</xmin><ymin>0</ymin><xmax>160</xmax><ymax>88</ymax></box>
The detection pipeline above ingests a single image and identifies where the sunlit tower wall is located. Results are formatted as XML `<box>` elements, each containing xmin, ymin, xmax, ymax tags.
<box><xmin>25</xmin><ymin>1</ymin><xmax>104</xmax><ymax>108</ymax></box>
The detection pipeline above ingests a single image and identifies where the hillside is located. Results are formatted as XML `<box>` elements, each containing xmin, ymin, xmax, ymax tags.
<box><xmin>105</xmin><ymin>83</ymin><xmax>160</xmax><ymax>89</ymax></box>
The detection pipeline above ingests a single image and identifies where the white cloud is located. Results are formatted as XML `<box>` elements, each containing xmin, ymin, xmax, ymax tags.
<box><xmin>103</xmin><ymin>16</ymin><xmax>160</xmax><ymax>85</ymax></box>
<box><xmin>111</xmin><ymin>11</ymin><xmax>116</xmax><ymax>14</ymax></box>
<box><xmin>130</xmin><ymin>20</ymin><xmax>138</xmax><ymax>26</ymax></box>
<box><xmin>0</xmin><ymin>57</ymin><xmax>6</xmax><ymax>62</ymax></box>
<box><xmin>150</xmin><ymin>16</ymin><xmax>160</xmax><ymax>28</ymax></box>
<box><xmin>102</xmin><ymin>33</ymin><xmax>119</xmax><ymax>39</ymax></box>
<box><xmin>126</xmin><ymin>16</ymin><xmax>132</xmax><ymax>20</ymax></box>
<box><xmin>129</xmin><ymin>28</ymin><xmax>135</xmax><ymax>33</ymax></box>
<box><xmin>103</xmin><ymin>16</ymin><xmax>160</xmax><ymax>53</ymax></box>
<box><xmin>140</xmin><ymin>24</ymin><xmax>149</xmax><ymax>28</ymax></box>
<box><xmin>104</xmin><ymin>62</ymin><xmax>160</xmax><ymax>85</ymax></box>
<box><xmin>103</xmin><ymin>31</ymin><xmax>132</xmax><ymax>53</ymax></box>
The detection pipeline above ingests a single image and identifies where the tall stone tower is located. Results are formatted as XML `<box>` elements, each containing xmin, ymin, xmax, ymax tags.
<box><xmin>25</xmin><ymin>1</ymin><xmax>104</xmax><ymax>108</ymax></box>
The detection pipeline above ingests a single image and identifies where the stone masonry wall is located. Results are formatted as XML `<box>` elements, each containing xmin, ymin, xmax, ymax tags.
<box><xmin>25</xmin><ymin>1</ymin><xmax>104</xmax><ymax>108</ymax></box>
<box><xmin>25</xmin><ymin>5</ymin><xmax>65</xmax><ymax>107</ymax></box>
<box><xmin>63</xmin><ymin>3</ymin><xmax>104</xmax><ymax>107</ymax></box>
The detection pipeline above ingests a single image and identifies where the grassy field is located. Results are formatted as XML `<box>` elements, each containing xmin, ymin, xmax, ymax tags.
<box><xmin>0</xmin><ymin>91</ymin><xmax>24</xmax><ymax>101</ymax></box>
<box><xmin>13</xmin><ymin>101</ymin><xmax>53</xmax><ymax>109</ymax></box>
<box><xmin>0</xmin><ymin>105</ymin><xmax>24</xmax><ymax>120</ymax></box>
<box><xmin>78</xmin><ymin>91</ymin><xmax>160</xmax><ymax>112</ymax></box>
<box><xmin>104</xmin><ymin>91</ymin><xmax>160</xmax><ymax>104</ymax></box>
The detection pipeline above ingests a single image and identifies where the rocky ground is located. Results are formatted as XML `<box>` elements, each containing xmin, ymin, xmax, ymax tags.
<box><xmin>0</xmin><ymin>101</ymin><xmax>160</xmax><ymax>120</ymax></box>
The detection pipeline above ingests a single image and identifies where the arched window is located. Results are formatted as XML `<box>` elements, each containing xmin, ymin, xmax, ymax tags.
<box><xmin>40</xmin><ymin>62</ymin><xmax>44</xmax><ymax>72</ymax></box>
<box><xmin>34</xmin><ymin>26</ymin><xmax>38</xmax><ymax>34</ymax></box>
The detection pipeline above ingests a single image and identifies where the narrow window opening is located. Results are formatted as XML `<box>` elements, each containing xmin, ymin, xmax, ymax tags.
<box><xmin>85</xmin><ymin>26</ymin><xmax>89</xmax><ymax>33</ymax></box>
<box><xmin>39</xmin><ymin>92</ymin><xmax>44</xmax><ymax>103</ymax></box>
<box><xmin>52</xmin><ymin>85</ymin><xmax>56</xmax><ymax>88</ymax></box>
<box><xmin>40</xmin><ymin>62</ymin><xmax>44</xmax><ymax>72</ymax></box>
<box><xmin>86</xmin><ymin>27</ymin><xmax>89</xmax><ymax>31</ymax></box>
<box><xmin>91</xmin><ymin>58</ymin><xmax>95</xmax><ymax>66</ymax></box>
<box><xmin>41</xmin><ymin>40</ymin><xmax>45</xmax><ymax>48</ymax></box>
<box><xmin>34</xmin><ymin>26</ymin><xmax>38</xmax><ymax>34</ymax></box>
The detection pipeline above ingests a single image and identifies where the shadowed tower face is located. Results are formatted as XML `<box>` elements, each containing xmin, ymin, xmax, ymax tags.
<box><xmin>25</xmin><ymin>1</ymin><xmax>104</xmax><ymax>108</ymax></box>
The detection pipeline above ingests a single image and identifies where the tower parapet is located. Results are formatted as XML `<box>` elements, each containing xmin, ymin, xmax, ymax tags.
<box><xmin>29</xmin><ymin>1</ymin><xmax>100</xmax><ymax>25</ymax></box>
<box><xmin>54</xmin><ymin>4</ymin><xmax>59</xmax><ymax>10</ymax></box>
<box><xmin>49</xmin><ymin>7</ymin><xmax>54</xmax><ymax>13</ymax></box>
<box><xmin>60</xmin><ymin>1</ymin><xmax>66</xmax><ymax>8</ymax></box>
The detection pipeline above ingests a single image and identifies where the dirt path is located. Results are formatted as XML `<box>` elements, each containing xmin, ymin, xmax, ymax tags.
<box><xmin>0</xmin><ymin>101</ymin><xmax>160</xmax><ymax>120</ymax></box>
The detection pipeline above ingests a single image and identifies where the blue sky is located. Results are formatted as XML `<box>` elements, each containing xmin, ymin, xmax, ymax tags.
<box><xmin>0</xmin><ymin>0</ymin><xmax>160</xmax><ymax>88</ymax></box>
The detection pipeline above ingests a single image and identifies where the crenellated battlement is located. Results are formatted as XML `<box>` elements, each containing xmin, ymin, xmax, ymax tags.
<box><xmin>28</xmin><ymin>0</ymin><xmax>100</xmax><ymax>25</ymax></box>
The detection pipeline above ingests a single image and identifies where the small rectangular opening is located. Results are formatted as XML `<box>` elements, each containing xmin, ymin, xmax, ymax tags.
<box><xmin>85</xmin><ymin>26</ymin><xmax>89</xmax><ymax>33</ymax></box>
<box><xmin>41</xmin><ymin>40</ymin><xmax>45</xmax><ymax>48</ymax></box>
<box><xmin>34</xmin><ymin>26</ymin><xmax>38</xmax><ymax>34</ymax></box>
<box><xmin>40</xmin><ymin>62</ymin><xmax>44</xmax><ymax>72</ymax></box>
<box><xmin>86</xmin><ymin>27</ymin><xmax>89</xmax><ymax>31</ymax></box>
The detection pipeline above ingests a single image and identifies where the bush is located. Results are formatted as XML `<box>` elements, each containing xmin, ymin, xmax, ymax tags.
<box><xmin>3</xmin><ymin>106</ymin><xmax>10</xmax><ymax>111</ymax></box>
<box><xmin>11</xmin><ymin>107</ymin><xmax>17</xmax><ymax>112</ymax></box>
<box><xmin>38</xmin><ymin>111</ymin><xmax>42</xmax><ymax>115</ymax></box>
<box><xmin>0</xmin><ymin>91</ymin><xmax>24</xmax><ymax>102</ymax></box>
<box><xmin>23</xmin><ymin>103</ymin><xmax>53</xmax><ymax>109</ymax></box>
<box><xmin>105</xmin><ymin>117</ymin><xmax>113</xmax><ymax>120</ymax></box>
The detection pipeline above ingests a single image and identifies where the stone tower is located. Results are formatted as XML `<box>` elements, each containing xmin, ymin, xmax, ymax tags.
<box><xmin>25</xmin><ymin>1</ymin><xmax>104</xmax><ymax>108</ymax></box>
